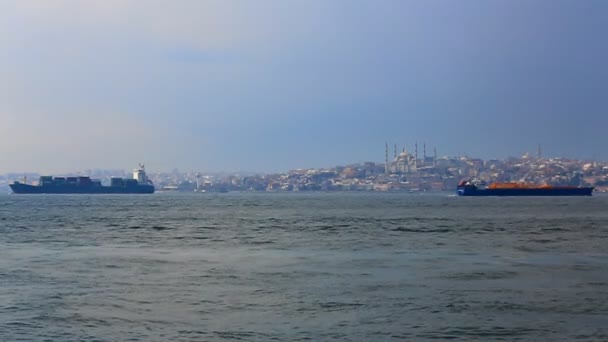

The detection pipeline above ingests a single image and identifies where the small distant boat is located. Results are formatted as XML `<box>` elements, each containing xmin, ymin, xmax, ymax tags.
<box><xmin>10</xmin><ymin>164</ymin><xmax>155</xmax><ymax>194</ymax></box>
<box><xmin>457</xmin><ymin>180</ymin><xmax>593</xmax><ymax>196</ymax></box>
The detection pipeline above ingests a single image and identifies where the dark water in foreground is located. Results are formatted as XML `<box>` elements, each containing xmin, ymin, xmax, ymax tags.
<box><xmin>1</xmin><ymin>192</ymin><xmax>608</xmax><ymax>341</ymax></box>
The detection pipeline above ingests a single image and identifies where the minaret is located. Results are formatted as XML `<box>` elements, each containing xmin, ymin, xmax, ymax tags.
<box><xmin>414</xmin><ymin>142</ymin><xmax>418</xmax><ymax>168</ymax></box>
<box><xmin>423</xmin><ymin>142</ymin><xmax>427</xmax><ymax>166</ymax></box>
<box><xmin>394</xmin><ymin>144</ymin><xmax>397</xmax><ymax>159</ymax></box>
<box><xmin>385</xmin><ymin>142</ymin><xmax>389</xmax><ymax>174</ymax></box>
<box><xmin>537</xmin><ymin>144</ymin><xmax>542</xmax><ymax>160</ymax></box>
<box><xmin>434</xmin><ymin>147</ymin><xmax>437</xmax><ymax>167</ymax></box>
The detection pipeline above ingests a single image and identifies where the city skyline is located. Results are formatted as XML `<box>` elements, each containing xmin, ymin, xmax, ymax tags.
<box><xmin>3</xmin><ymin>146</ymin><xmax>607</xmax><ymax>194</ymax></box>
<box><xmin>0</xmin><ymin>143</ymin><xmax>603</xmax><ymax>175</ymax></box>
<box><xmin>1</xmin><ymin>1</ymin><xmax>607</xmax><ymax>173</ymax></box>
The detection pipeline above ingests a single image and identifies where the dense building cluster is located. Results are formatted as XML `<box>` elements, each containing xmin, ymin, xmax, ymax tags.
<box><xmin>3</xmin><ymin>152</ymin><xmax>608</xmax><ymax>193</ymax></box>
<box><xmin>139</xmin><ymin>152</ymin><xmax>608</xmax><ymax>193</ymax></box>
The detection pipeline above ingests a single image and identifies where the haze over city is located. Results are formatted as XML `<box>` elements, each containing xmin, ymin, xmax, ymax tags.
<box><xmin>1</xmin><ymin>1</ymin><xmax>607</xmax><ymax>174</ymax></box>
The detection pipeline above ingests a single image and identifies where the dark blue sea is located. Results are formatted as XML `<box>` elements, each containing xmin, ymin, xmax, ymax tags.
<box><xmin>1</xmin><ymin>192</ymin><xmax>608</xmax><ymax>341</ymax></box>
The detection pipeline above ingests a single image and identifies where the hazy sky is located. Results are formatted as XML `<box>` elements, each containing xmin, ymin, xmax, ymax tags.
<box><xmin>1</xmin><ymin>1</ymin><xmax>607</xmax><ymax>173</ymax></box>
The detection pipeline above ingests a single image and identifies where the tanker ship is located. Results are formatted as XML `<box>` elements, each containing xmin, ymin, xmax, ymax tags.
<box><xmin>457</xmin><ymin>180</ymin><xmax>593</xmax><ymax>196</ymax></box>
<box><xmin>10</xmin><ymin>164</ymin><xmax>154</xmax><ymax>194</ymax></box>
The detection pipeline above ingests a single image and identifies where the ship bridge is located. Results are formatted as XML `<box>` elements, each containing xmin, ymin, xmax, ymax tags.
<box><xmin>133</xmin><ymin>164</ymin><xmax>151</xmax><ymax>184</ymax></box>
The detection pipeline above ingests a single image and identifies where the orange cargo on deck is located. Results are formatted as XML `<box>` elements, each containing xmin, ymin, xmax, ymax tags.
<box><xmin>487</xmin><ymin>182</ymin><xmax>540</xmax><ymax>189</ymax></box>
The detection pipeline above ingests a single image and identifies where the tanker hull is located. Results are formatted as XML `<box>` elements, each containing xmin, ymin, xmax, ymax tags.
<box><xmin>457</xmin><ymin>186</ymin><xmax>593</xmax><ymax>196</ymax></box>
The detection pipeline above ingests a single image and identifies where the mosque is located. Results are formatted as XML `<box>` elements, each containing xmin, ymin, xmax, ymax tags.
<box><xmin>385</xmin><ymin>142</ymin><xmax>437</xmax><ymax>174</ymax></box>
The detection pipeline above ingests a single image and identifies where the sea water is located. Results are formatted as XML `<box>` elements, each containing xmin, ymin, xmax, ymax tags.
<box><xmin>1</xmin><ymin>192</ymin><xmax>607</xmax><ymax>341</ymax></box>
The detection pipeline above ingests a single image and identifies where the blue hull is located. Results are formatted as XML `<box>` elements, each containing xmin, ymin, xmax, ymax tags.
<box><xmin>457</xmin><ymin>187</ymin><xmax>593</xmax><ymax>196</ymax></box>
<box><xmin>10</xmin><ymin>183</ymin><xmax>154</xmax><ymax>194</ymax></box>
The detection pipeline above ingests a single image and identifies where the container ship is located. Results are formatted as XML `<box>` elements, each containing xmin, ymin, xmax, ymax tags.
<box><xmin>10</xmin><ymin>164</ymin><xmax>154</xmax><ymax>194</ymax></box>
<box><xmin>457</xmin><ymin>180</ymin><xmax>593</xmax><ymax>196</ymax></box>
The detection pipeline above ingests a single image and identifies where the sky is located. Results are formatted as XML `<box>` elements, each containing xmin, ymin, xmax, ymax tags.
<box><xmin>1</xmin><ymin>0</ymin><xmax>607</xmax><ymax>173</ymax></box>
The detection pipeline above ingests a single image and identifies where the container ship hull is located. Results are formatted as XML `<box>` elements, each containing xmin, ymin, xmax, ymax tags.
<box><xmin>457</xmin><ymin>187</ymin><xmax>593</xmax><ymax>196</ymax></box>
<box><xmin>10</xmin><ymin>183</ymin><xmax>154</xmax><ymax>194</ymax></box>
